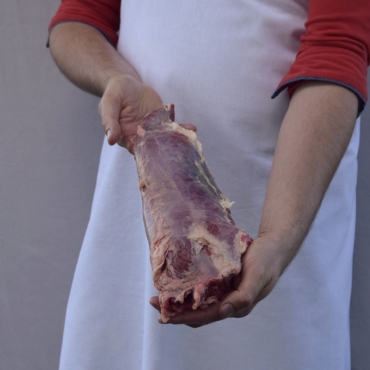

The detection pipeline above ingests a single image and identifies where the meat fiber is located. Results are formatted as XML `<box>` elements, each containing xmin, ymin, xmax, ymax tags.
<box><xmin>134</xmin><ymin>105</ymin><xmax>252</xmax><ymax>322</ymax></box>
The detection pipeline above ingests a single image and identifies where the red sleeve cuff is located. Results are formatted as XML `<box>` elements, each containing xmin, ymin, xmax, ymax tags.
<box><xmin>273</xmin><ymin>0</ymin><xmax>370</xmax><ymax>115</ymax></box>
<box><xmin>48</xmin><ymin>0</ymin><xmax>121</xmax><ymax>48</ymax></box>
<box><xmin>272</xmin><ymin>77</ymin><xmax>366</xmax><ymax>116</ymax></box>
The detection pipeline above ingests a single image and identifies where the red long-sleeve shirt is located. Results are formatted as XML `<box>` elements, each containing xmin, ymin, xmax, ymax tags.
<box><xmin>49</xmin><ymin>0</ymin><xmax>370</xmax><ymax>113</ymax></box>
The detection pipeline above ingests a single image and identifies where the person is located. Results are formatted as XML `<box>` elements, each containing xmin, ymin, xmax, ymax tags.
<box><xmin>48</xmin><ymin>0</ymin><xmax>370</xmax><ymax>369</ymax></box>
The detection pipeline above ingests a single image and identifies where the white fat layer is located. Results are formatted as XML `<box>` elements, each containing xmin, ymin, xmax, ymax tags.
<box><xmin>162</xmin><ymin>104</ymin><xmax>172</xmax><ymax>111</ymax></box>
<box><xmin>220</xmin><ymin>196</ymin><xmax>234</xmax><ymax>210</ymax></box>
<box><xmin>194</xmin><ymin>161</ymin><xmax>218</xmax><ymax>194</ymax></box>
<box><xmin>187</xmin><ymin>224</ymin><xmax>242</xmax><ymax>277</ymax></box>
<box><xmin>136</xmin><ymin>125</ymin><xmax>146</xmax><ymax>137</ymax></box>
<box><xmin>150</xmin><ymin>218</ymin><xmax>171</xmax><ymax>287</ymax></box>
<box><xmin>168</xmin><ymin>122</ymin><xmax>203</xmax><ymax>158</ymax></box>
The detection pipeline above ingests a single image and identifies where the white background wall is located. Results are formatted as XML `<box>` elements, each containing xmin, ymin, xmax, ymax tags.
<box><xmin>0</xmin><ymin>1</ymin><xmax>369</xmax><ymax>369</ymax></box>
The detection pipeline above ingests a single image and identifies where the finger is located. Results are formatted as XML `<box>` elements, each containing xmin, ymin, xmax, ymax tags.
<box><xmin>149</xmin><ymin>296</ymin><xmax>160</xmax><ymax>312</ymax></box>
<box><xmin>98</xmin><ymin>91</ymin><xmax>123</xmax><ymax>145</ymax></box>
<box><xmin>179</xmin><ymin>123</ymin><xmax>197</xmax><ymax>132</ymax></box>
<box><xmin>117</xmin><ymin>134</ymin><xmax>135</xmax><ymax>154</ymax></box>
<box><xmin>149</xmin><ymin>297</ymin><xmax>206</xmax><ymax>326</ymax></box>
<box><xmin>219</xmin><ymin>264</ymin><xmax>267</xmax><ymax>319</ymax></box>
<box><xmin>231</xmin><ymin>301</ymin><xmax>257</xmax><ymax>318</ymax></box>
<box><xmin>117</xmin><ymin>120</ymin><xmax>142</xmax><ymax>153</ymax></box>
<box><xmin>231</xmin><ymin>279</ymin><xmax>276</xmax><ymax>318</ymax></box>
<box><xmin>161</xmin><ymin>301</ymin><xmax>222</xmax><ymax>325</ymax></box>
<box><xmin>151</xmin><ymin>297</ymin><xmax>213</xmax><ymax>327</ymax></box>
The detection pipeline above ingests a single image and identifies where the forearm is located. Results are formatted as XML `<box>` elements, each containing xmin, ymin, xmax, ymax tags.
<box><xmin>49</xmin><ymin>22</ymin><xmax>140</xmax><ymax>96</ymax></box>
<box><xmin>259</xmin><ymin>82</ymin><xmax>358</xmax><ymax>271</ymax></box>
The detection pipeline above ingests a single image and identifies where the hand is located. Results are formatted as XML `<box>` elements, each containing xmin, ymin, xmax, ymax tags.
<box><xmin>99</xmin><ymin>75</ymin><xmax>197</xmax><ymax>153</ymax></box>
<box><xmin>99</xmin><ymin>74</ymin><xmax>163</xmax><ymax>153</ymax></box>
<box><xmin>150</xmin><ymin>235</ymin><xmax>287</xmax><ymax>328</ymax></box>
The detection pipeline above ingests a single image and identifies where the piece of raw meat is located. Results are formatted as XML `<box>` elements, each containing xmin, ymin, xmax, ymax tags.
<box><xmin>134</xmin><ymin>104</ymin><xmax>252</xmax><ymax>322</ymax></box>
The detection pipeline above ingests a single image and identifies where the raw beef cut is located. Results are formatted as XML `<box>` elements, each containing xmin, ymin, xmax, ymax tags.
<box><xmin>134</xmin><ymin>105</ymin><xmax>252</xmax><ymax>322</ymax></box>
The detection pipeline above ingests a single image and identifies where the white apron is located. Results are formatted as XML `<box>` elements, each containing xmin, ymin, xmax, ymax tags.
<box><xmin>59</xmin><ymin>1</ymin><xmax>360</xmax><ymax>369</ymax></box>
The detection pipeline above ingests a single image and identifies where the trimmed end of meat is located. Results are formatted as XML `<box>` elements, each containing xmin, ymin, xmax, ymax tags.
<box><xmin>158</xmin><ymin>231</ymin><xmax>253</xmax><ymax>322</ymax></box>
<box><xmin>163</xmin><ymin>104</ymin><xmax>175</xmax><ymax>121</ymax></box>
<box><xmin>140</xmin><ymin>104</ymin><xmax>175</xmax><ymax>131</ymax></box>
<box><xmin>236</xmin><ymin>231</ymin><xmax>253</xmax><ymax>254</ymax></box>
<box><xmin>160</xmin><ymin>278</ymin><xmax>230</xmax><ymax>323</ymax></box>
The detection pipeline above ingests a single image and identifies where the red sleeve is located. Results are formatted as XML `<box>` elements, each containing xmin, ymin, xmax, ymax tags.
<box><xmin>48</xmin><ymin>0</ymin><xmax>121</xmax><ymax>48</ymax></box>
<box><xmin>272</xmin><ymin>0</ymin><xmax>370</xmax><ymax>114</ymax></box>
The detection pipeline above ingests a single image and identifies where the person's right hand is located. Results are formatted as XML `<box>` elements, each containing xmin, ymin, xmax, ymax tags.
<box><xmin>98</xmin><ymin>74</ymin><xmax>163</xmax><ymax>153</ymax></box>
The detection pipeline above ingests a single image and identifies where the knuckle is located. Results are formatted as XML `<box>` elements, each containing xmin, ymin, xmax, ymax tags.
<box><xmin>239</xmin><ymin>292</ymin><xmax>254</xmax><ymax>309</ymax></box>
<box><xmin>101</xmin><ymin>119</ymin><xmax>109</xmax><ymax>131</ymax></box>
<box><xmin>101</xmin><ymin>117</ymin><xmax>114</xmax><ymax>132</ymax></box>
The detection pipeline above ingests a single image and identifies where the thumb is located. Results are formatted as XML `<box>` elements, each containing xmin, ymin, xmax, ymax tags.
<box><xmin>98</xmin><ymin>89</ymin><xmax>122</xmax><ymax>146</ymax></box>
<box><xmin>219</xmin><ymin>267</ymin><xmax>267</xmax><ymax>319</ymax></box>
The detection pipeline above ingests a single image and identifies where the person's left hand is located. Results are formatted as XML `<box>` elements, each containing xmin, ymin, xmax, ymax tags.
<box><xmin>149</xmin><ymin>235</ymin><xmax>287</xmax><ymax>328</ymax></box>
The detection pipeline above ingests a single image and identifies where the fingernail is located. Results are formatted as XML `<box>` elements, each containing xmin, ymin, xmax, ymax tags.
<box><xmin>158</xmin><ymin>316</ymin><xmax>163</xmax><ymax>324</ymax></box>
<box><xmin>106</xmin><ymin>130</ymin><xmax>111</xmax><ymax>141</ymax></box>
<box><xmin>220</xmin><ymin>303</ymin><xmax>235</xmax><ymax>318</ymax></box>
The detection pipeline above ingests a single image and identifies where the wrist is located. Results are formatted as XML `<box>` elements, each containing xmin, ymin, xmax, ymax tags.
<box><xmin>102</xmin><ymin>73</ymin><xmax>140</xmax><ymax>94</ymax></box>
<box><xmin>255</xmin><ymin>229</ymin><xmax>303</xmax><ymax>275</ymax></box>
